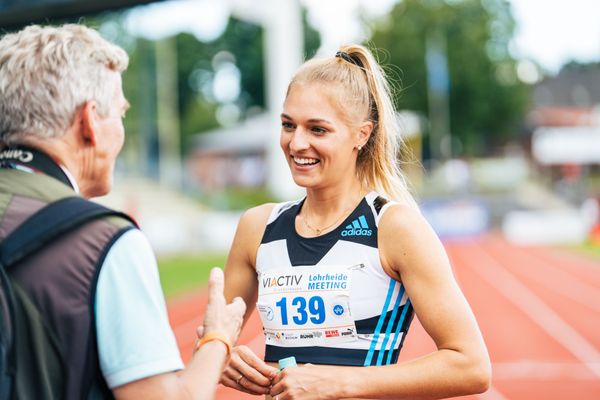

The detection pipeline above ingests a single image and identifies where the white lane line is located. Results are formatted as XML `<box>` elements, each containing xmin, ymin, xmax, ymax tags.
<box><xmin>543</xmin><ymin>247</ymin><xmax>600</xmax><ymax>275</ymax></box>
<box><xmin>467</xmin><ymin>243</ymin><xmax>600</xmax><ymax>378</ymax></box>
<box><xmin>492</xmin><ymin>361</ymin><xmax>600</xmax><ymax>381</ymax></box>
<box><xmin>485</xmin><ymin>239</ymin><xmax>600</xmax><ymax>312</ymax></box>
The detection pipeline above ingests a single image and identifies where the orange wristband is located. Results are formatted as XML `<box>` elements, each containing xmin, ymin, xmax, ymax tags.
<box><xmin>194</xmin><ymin>332</ymin><xmax>232</xmax><ymax>356</ymax></box>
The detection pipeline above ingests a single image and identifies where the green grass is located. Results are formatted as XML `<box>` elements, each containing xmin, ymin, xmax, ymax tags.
<box><xmin>577</xmin><ymin>242</ymin><xmax>600</xmax><ymax>259</ymax></box>
<box><xmin>157</xmin><ymin>253</ymin><xmax>227</xmax><ymax>298</ymax></box>
<box><xmin>564</xmin><ymin>241</ymin><xmax>600</xmax><ymax>261</ymax></box>
<box><xmin>198</xmin><ymin>186</ymin><xmax>278</xmax><ymax>211</ymax></box>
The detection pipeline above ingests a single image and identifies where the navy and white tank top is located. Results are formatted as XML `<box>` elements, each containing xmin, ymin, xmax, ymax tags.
<box><xmin>255</xmin><ymin>192</ymin><xmax>414</xmax><ymax>366</ymax></box>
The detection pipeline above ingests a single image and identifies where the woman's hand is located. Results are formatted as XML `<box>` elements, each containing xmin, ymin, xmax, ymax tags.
<box><xmin>220</xmin><ymin>345</ymin><xmax>279</xmax><ymax>395</ymax></box>
<box><xmin>270</xmin><ymin>364</ymin><xmax>340</xmax><ymax>400</ymax></box>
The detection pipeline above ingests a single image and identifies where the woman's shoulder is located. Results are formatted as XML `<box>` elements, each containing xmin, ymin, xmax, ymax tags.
<box><xmin>378</xmin><ymin>200</ymin><xmax>445</xmax><ymax>277</ymax></box>
<box><xmin>245</xmin><ymin>199</ymin><xmax>302</xmax><ymax>224</ymax></box>
<box><xmin>235</xmin><ymin>200</ymin><xmax>299</xmax><ymax>250</ymax></box>
<box><xmin>231</xmin><ymin>204</ymin><xmax>278</xmax><ymax>252</ymax></box>
<box><xmin>239</xmin><ymin>198</ymin><xmax>299</xmax><ymax>226</ymax></box>
<box><xmin>240</xmin><ymin>203</ymin><xmax>277</xmax><ymax>226</ymax></box>
<box><xmin>378</xmin><ymin>199</ymin><xmax>428</xmax><ymax>235</ymax></box>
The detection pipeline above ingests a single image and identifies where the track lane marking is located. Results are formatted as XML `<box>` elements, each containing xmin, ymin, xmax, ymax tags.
<box><xmin>482</xmin><ymin>237</ymin><xmax>600</xmax><ymax>312</ymax></box>
<box><xmin>492</xmin><ymin>361</ymin><xmax>600</xmax><ymax>380</ymax></box>
<box><xmin>466</xmin><ymin>241</ymin><xmax>600</xmax><ymax>378</ymax></box>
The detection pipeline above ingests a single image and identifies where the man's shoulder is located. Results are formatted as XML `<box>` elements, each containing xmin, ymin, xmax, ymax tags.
<box><xmin>0</xmin><ymin>168</ymin><xmax>76</xmax><ymax>202</ymax></box>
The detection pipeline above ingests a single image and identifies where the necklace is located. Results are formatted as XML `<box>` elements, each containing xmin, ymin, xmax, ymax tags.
<box><xmin>301</xmin><ymin>201</ymin><xmax>352</xmax><ymax>236</ymax></box>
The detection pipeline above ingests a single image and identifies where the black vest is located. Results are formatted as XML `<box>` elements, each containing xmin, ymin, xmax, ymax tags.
<box><xmin>0</xmin><ymin>148</ymin><xmax>133</xmax><ymax>399</ymax></box>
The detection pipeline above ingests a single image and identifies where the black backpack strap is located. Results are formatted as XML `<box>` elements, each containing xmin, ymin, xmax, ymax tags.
<box><xmin>0</xmin><ymin>196</ymin><xmax>137</xmax><ymax>269</ymax></box>
<box><xmin>0</xmin><ymin>263</ymin><xmax>14</xmax><ymax>400</ymax></box>
<box><xmin>0</xmin><ymin>197</ymin><xmax>136</xmax><ymax>400</ymax></box>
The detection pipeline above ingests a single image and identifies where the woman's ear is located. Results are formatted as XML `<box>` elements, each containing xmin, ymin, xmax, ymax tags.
<box><xmin>78</xmin><ymin>101</ymin><xmax>98</xmax><ymax>146</ymax></box>
<box><xmin>357</xmin><ymin>120</ymin><xmax>374</xmax><ymax>148</ymax></box>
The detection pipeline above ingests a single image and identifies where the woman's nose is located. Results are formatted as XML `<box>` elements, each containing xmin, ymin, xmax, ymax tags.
<box><xmin>289</xmin><ymin>128</ymin><xmax>310</xmax><ymax>152</ymax></box>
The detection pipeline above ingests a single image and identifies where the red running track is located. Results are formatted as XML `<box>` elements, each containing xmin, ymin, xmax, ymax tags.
<box><xmin>167</xmin><ymin>233</ymin><xmax>600</xmax><ymax>399</ymax></box>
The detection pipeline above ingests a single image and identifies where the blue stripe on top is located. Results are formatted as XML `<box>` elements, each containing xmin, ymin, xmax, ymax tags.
<box><xmin>376</xmin><ymin>286</ymin><xmax>405</xmax><ymax>365</ymax></box>
<box><xmin>386</xmin><ymin>299</ymin><xmax>412</xmax><ymax>364</ymax></box>
<box><xmin>363</xmin><ymin>278</ymin><xmax>397</xmax><ymax>366</ymax></box>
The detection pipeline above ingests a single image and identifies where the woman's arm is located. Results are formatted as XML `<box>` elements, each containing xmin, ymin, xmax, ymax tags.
<box><xmin>221</xmin><ymin>204</ymin><xmax>280</xmax><ymax>395</ymax></box>
<box><xmin>271</xmin><ymin>204</ymin><xmax>491</xmax><ymax>400</ymax></box>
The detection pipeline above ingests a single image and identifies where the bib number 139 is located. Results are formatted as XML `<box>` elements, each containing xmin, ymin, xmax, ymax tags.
<box><xmin>275</xmin><ymin>296</ymin><xmax>325</xmax><ymax>325</ymax></box>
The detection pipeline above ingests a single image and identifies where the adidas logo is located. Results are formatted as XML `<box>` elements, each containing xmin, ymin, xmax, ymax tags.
<box><xmin>341</xmin><ymin>215</ymin><xmax>372</xmax><ymax>237</ymax></box>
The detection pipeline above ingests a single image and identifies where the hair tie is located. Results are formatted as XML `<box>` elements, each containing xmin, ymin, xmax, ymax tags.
<box><xmin>335</xmin><ymin>51</ymin><xmax>363</xmax><ymax>68</ymax></box>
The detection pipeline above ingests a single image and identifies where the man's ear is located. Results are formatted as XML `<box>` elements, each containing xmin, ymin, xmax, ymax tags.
<box><xmin>358</xmin><ymin>120</ymin><xmax>374</xmax><ymax>148</ymax></box>
<box><xmin>79</xmin><ymin>101</ymin><xmax>98</xmax><ymax>146</ymax></box>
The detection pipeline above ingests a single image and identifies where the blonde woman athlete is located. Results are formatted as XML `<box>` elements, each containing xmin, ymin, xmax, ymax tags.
<box><xmin>219</xmin><ymin>44</ymin><xmax>491</xmax><ymax>400</ymax></box>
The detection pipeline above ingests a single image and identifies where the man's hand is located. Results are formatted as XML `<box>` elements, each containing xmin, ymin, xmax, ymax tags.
<box><xmin>200</xmin><ymin>267</ymin><xmax>246</xmax><ymax>347</ymax></box>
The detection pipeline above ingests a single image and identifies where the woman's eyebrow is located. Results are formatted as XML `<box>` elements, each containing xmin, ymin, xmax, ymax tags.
<box><xmin>281</xmin><ymin>114</ymin><xmax>333</xmax><ymax>125</ymax></box>
<box><xmin>307</xmin><ymin>118</ymin><xmax>333</xmax><ymax>124</ymax></box>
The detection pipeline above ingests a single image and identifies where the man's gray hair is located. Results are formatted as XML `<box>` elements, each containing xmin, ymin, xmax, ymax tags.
<box><xmin>0</xmin><ymin>24</ymin><xmax>129</xmax><ymax>145</ymax></box>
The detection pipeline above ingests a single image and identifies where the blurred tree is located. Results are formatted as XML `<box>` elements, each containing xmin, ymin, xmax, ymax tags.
<box><xmin>303</xmin><ymin>7</ymin><xmax>321</xmax><ymax>60</ymax></box>
<box><xmin>175</xmin><ymin>11</ymin><xmax>320</xmax><ymax>154</ymax></box>
<box><xmin>123</xmin><ymin>37</ymin><xmax>160</xmax><ymax>176</ymax></box>
<box><xmin>1</xmin><ymin>2</ymin><xmax>321</xmax><ymax>179</ymax></box>
<box><xmin>113</xmin><ymin>6</ymin><xmax>320</xmax><ymax>174</ymax></box>
<box><xmin>369</xmin><ymin>0</ymin><xmax>529</xmax><ymax>156</ymax></box>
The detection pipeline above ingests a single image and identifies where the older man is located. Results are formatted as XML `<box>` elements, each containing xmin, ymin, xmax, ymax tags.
<box><xmin>0</xmin><ymin>24</ymin><xmax>244</xmax><ymax>399</ymax></box>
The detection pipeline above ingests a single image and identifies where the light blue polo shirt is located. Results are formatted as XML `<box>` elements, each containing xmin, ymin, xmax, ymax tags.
<box><xmin>94</xmin><ymin>229</ymin><xmax>184</xmax><ymax>389</ymax></box>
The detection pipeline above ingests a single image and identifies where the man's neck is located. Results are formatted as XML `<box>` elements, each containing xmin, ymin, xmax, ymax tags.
<box><xmin>0</xmin><ymin>144</ymin><xmax>76</xmax><ymax>191</ymax></box>
<box><xmin>21</xmin><ymin>136</ymin><xmax>86</xmax><ymax>192</ymax></box>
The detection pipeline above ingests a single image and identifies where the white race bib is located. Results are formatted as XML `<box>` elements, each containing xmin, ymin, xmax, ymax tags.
<box><xmin>257</xmin><ymin>265</ymin><xmax>358</xmax><ymax>346</ymax></box>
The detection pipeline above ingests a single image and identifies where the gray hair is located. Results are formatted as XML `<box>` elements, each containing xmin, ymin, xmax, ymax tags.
<box><xmin>0</xmin><ymin>24</ymin><xmax>128</xmax><ymax>145</ymax></box>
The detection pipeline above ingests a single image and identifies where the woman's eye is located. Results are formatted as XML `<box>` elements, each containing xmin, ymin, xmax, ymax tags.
<box><xmin>312</xmin><ymin>126</ymin><xmax>327</xmax><ymax>134</ymax></box>
<box><xmin>282</xmin><ymin>121</ymin><xmax>295</xmax><ymax>130</ymax></box>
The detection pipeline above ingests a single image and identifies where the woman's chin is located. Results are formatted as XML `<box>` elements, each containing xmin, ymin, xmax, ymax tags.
<box><xmin>290</xmin><ymin>175</ymin><xmax>315</xmax><ymax>188</ymax></box>
<box><xmin>291</xmin><ymin>178</ymin><xmax>309</xmax><ymax>188</ymax></box>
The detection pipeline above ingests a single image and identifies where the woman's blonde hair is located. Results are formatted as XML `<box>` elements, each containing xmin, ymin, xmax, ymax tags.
<box><xmin>287</xmin><ymin>44</ymin><xmax>416</xmax><ymax>207</ymax></box>
<box><xmin>0</xmin><ymin>24</ymin><xmax>128</xmax><ymax>145</ymax></box>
